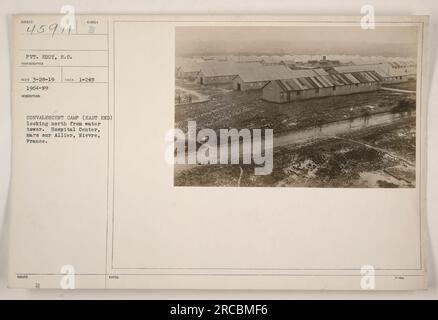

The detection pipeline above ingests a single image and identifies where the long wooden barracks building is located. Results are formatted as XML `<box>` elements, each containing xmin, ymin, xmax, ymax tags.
<box><xmin>262</xmin><ymin>67</ymin><xmax>383</xmax><ymax>103</ymax></box>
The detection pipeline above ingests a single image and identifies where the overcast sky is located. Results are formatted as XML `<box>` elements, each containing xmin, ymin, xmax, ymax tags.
<box><xmin>176</xmin><ymin>26</ymin><xmax>418</xmax><ymax>57</ymax></box>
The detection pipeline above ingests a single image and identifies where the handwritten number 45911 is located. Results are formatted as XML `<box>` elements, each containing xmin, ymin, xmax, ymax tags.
<box><xmin>26</xmin><ymin>23</ymin><xmax>73</xmax><ymax>37</ymax></box>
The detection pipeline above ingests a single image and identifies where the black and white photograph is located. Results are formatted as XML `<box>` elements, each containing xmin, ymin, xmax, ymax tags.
<box><xmin>1</xmin><ymin>6</ymin><xmax>433</xmax><ymax>297</ymax></box>
<box><xmin>174</xmin><ymin>26</ymin><xmax>418</xmax><ymax>188</ymax></box>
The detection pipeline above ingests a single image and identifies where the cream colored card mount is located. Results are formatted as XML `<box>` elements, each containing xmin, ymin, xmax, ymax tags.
<box><xmin>8</xmin><ymin>15</ymin><xmax>428</xmax><ymax>290</ymax></box>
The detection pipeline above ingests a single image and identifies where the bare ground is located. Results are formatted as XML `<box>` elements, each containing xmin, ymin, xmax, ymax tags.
<box><xmin>175</xmin><ymin>81</ymin><xmax>416</xmax><ymax>136</ymax></box>
<box><xmin>174</xmin><ymin>117</ymin><xmax>416</xmax><ymax>188</ymax></box>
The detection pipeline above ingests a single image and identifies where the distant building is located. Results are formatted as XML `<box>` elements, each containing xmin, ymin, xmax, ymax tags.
<box><xmin>201</xmin><ymin>56</ymin><xmax>216</xmax><ymax>61</ymax></box>
<box><xmin>262</xmin><ymin>69</ymin><xmax>382</xmax><ymax>103</ymax></box>
<box><xmin>280</xmin><ymin>60</ymin><xmax>296</xmax><ymax>68</ymax></box>
<box><xmin>385</xmin><ymin>61</ymin><xmax>417</xmax><ymax>81</ymax></box>
<box><xmin>333</xmin><ymin>63</ymin><xmax>416</xmax><ymax>84</ymax></box>
<box><xmin>307</xmin><ymin>55</ymin><xmax>342</xmax><ymax>68</ymax></box>
<box><xmin>237</xmin><ymin>55</ymin><xmax>264</xmax><ymax>63</ymax></box>
<box><xmin>233</xmin><ymin>65</ymin><xmax>303</xmax><ymax>91</ymax></box>
<box><xmin>176</xmin><ymin>64</ymin><xmax>201</xmax><ymax>80</ymax></box>
<box><xmin>197</xmin><ymin>62</ymin><xmax>262</xmax><ymax>85</ymax></box>
<box><xmin>261</xmin><ymin>56</ymin><xmax>284</xmax><ymax>65</ymax></box>
<box><xmin>226</xmin><ymin>55</ymin><xmax>264</xmax><ymax>63</ymax></box>
<box><xmin>175</xmin><ymin>58</ymin><xmax>202</xmax><ymax>80</ymax></box>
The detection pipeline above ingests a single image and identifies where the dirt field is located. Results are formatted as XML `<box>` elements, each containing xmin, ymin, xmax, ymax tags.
<box><xmin>174</xmin><ymin>80</ymin><xmax>416</xmax><ymax>188</ymax></box>
<box><xmin>381</xmin><ymin>80</ymin><xmax>417</xmax><ymax>91</ymax></box>
<box><xmin>175</xmin><ymin>80</ymin><xmax>416</xmax><ymax>135</ymax></box>
<box><xmin>174</xmin><ymin>117</ymin><xmax>416</xmax><ymax>188</ymax></box>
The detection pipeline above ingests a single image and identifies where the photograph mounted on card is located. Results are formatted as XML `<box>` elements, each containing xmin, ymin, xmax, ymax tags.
<box><xmin>8</xmin><ymin>15</ymin><xmax>428</xmax><ymax>290</ymax></box>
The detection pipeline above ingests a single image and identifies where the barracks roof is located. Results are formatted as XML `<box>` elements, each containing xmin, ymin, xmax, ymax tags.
<box><xmin>273</xmin><ymin>69</ymin><xmax>382</xmax><ymax>92</ymax></box>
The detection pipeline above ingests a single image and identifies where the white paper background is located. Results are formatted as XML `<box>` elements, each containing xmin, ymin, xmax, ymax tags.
<box><xmin>0</xmin><ymin>0</ymin><xmax>437</xmax><ymax>299</ymax></box>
